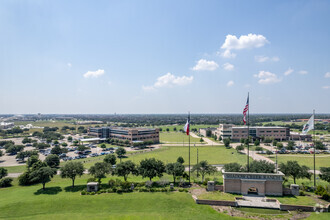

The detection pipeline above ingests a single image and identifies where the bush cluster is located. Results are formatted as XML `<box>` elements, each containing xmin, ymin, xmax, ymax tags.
<box><xmin>315</xmin><ymin>185</ymin><xmax>330</xmax><ymax>201</ymax></box>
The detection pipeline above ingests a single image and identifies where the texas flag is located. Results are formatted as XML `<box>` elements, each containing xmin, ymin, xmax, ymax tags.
<box><xmin>183</xmin><ymin>115</ymin><xmax>190</xmax><ymax>136</ymax></box>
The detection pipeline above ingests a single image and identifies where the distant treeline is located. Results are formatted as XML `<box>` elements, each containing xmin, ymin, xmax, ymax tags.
<box><xmin>1</xmin><ymin>114</ymin><xmax>330</xmax><ymax>127</ymax></box>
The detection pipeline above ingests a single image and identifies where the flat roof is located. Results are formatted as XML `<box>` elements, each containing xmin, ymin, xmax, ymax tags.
<box><xmin>234</xmin><ymin>126</ymin><xmax>286</xmax><ymax>129</ymax></box>
<box><xmin>80</xmin><ymin>138</ymin><xmax>106</xmax><ymax>142</ymax></box>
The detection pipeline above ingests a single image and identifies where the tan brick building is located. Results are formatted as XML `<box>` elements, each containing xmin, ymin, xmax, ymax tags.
<box><xmin>88</xmin><ymin>127</ymin><xmax>159</xmax><ymax>144</ymax></box>
<box><xmin>223</xmin><ymin>171</ymin><xmax>284</xmax><ymax>196</ymax></box>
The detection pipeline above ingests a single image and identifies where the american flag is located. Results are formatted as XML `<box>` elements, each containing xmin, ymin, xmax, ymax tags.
<box><xmin>243</xmin><ymin>94</ymin><xmax>249</xmax><ymax>125</ymax></box>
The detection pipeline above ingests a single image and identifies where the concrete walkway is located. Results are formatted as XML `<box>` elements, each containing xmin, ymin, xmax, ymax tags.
<box><xmin>236</xmin><ymin>196</ymin><xmax>280</xmax><ymax>209</ymax></box>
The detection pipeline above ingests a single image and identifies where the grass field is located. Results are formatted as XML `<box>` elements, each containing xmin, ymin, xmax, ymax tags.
<box><xmin>198</xmin><ymin>191</ymin><xmax>241</xmax><ymax>201</ymax></box>
<box><xmin>268</xmin><ymin>195</ymin><xmax>317</xmax><ymax>206</ymax></box>
<box><xmin>269</xmin><ymin>154</ymin><xmax>330</xmax><ymax>170</ymax></box>
<box><xmin>160</xmin><ymin>132</ymin><xmax>201</xmax><ymax>143</ymax></box>
<box><xmin>121</xmin><ymin>146</ymin><xmax>249</xmax><ymax>166</ymax></box>
<box><xmin>0</xmin><ymin>175</ymin><xmax>235</xmax><ymax>220</ymax></box>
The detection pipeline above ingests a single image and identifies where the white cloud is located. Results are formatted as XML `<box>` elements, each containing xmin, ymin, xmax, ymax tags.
<box><xmin>284</xmin><ymin>67</ymin><xmax>294</xmax><ymax>76</ymax></box>
<box><xmin>67</xmin><ymin>63</ymin><xmax>72</xmax><ymax>67</ymax></box>
<box><xmin>220</xmin><ymin>50</ymin><xmax>236</xmax><ymax>58</ymax></box>
<box><xmin>254</xmin><ymin>71</ymin><xmax>281</xmax><ymax>84</ymax></box>
<box><xmin>221</xmin><ymin>34</ymin><xmax>269</xmax><ymax>54</ymax></box>
<box><xmin>192</xmin><ymin>59</ymin><xmax>219</xmax><ymax>71</ymax></box>
<box><xmin>299</xmin><ymin>70</ymin><xmax>308</xmax><ymax>75</ymax></box>
<box><xmin>271</xmin><ymin>56</ymin><xmax>280</xmax><ymax>62</ymax></box>
<box><xmin>223</xmin><ymin>63</ymin><xmax>234</xmax><ymax>71</ymax></box>
<box><xmin>322</xmin><ymin>85</ymin><xmax>330</xmax><ymax>89</ymax></box>
<box><xmin>227</xmin><ymin>80</ymin><xmax>234</xmax><ymax>87</ymax></box>
<box><xmin>255</xmin><ymin>56</ymin><xmax>279</xmax><ymax>63</ymax></box>
<box><xmin>83</xmin><ymin>69</ymin><xmax>105</xmax><ymax>78</ymax></box>
<box><xmin>143</xmin><ymin>73</ymin><xmax>193</xmax><ymax>91</ymax></box>
<box><xmin>255</xmin><ymin>56</ymin><xmax>269</xmax><ymax>63</ymax></box>
<box><xmin>324</xmin><ymin>72</ymin><xmax>330</xmax><ymax>78</ymax></box>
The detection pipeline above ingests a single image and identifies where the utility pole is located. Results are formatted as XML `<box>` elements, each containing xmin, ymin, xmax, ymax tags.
<box><xmin>247</xmin><ymin>92</ymin><xmax>250</xmax><ymax>172</ymax></box>
<box><xmin>188</xmin><ymin>112</ymin><xmax>191</xmax><ymax>185</ymax></box>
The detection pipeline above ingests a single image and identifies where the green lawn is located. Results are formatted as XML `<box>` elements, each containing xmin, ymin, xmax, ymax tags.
<box><xmin>2</xmin><ymin>165</ymin><xmax>26</xmax><ymax>173</ymax></box>
<box><xmin>121</xmin><ymin>145</ymin><xmax>250</xmax><ymax>166</ymax></box>
<box><xmin>268</xmin><ymin>195</ymin><xmax>317</xmax><ymax>206</ymax></box>
<box><xmin>269</xmin><ymin>154</ymin><xmax>330</xmax><ymax>170</ymax></box>
<box><xmin>0</xmin><ymin>175</ymin><xmax>236</xmax><ymax>220</ymax></box>
<box><xmin>160</xmin><ymin>132</ymin><xmax>201</xmax><ymax>143</ymax></box>
<box><xmin>198</xmin><ymin>191</ymin><xmax>241</xmax><ymax>201</ymax></box>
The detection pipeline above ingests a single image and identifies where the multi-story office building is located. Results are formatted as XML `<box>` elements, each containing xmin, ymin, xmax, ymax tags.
<box><xmin>88</xmin><ymin>127</ymin><xmax>159</xmax><ymax>144</ymax></box>
<box><xmin>216</xmin><ymin>124</ymin><xmax>290</xmax><ymax>141</ymax></box>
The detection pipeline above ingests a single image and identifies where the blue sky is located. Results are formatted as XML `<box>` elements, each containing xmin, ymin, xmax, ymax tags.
<box><xmin>1</xmin><ymin>0</ymin><xmax>330</xmax><ymax>114</ymax></box>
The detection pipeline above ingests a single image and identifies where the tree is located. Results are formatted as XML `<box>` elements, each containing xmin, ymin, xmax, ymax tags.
<box><xmin>255</xmin><ymin>146</ymin><xmax>263</xmax><ymax>151</ymax></box>
<box><xmin>27</xmin><ymin>155</ymin><xmax>40</xmax><ymax>168</ymax></box>
<box><xmin>240</xmin><ymin>138</ymin><xmax>246</xmax><ymax>144</ymax></box>
<box><xmin>100</xmin><ymin>143</ymin><xmax>107</xmax><ymax>149</ymax></box>
<box><xmin>67</xmin><ymin>136</ymin><xmax>73</xmax><ymax>142</ymax></box>
<box><xmin>276</xmin><ymin>142</ymin><xmax>284</xmax><ymax>150</ymax></box>
<box><xmin>236</xmin><ymin>144</ymin><xmax>244</xmax><ymax>153</ymax></box>
<box><xmin>200</xmin><ymin>138</ymin><xmax>204</xmax><ymax>143</ymax></box>
<box><xmin>286</xmin><ymin>141</ymin><xmax>295</xmax><ymax>150</ymax></box>
<box><xmin>279</xmin><ymin>161</ymin><xmax>311</xmax><ymax>184</ymax></box>
<box><xmin>116</xmin><ymin>147</ymin><xmax>126</xmax><ymax>162</ymax></box>
<box><xmin>51</xmin><ymin>145</ymin><xmax>62</xmax><ymax>155</ymax></box>
<box><xmin>206</xmin><ymin>129</ymin><xmax>212</xmax><ymax>137</ymax></box>
<box><xmin>315</xmin><ymin>141</ymin><xmax>326</xmax><ymax>150</ymax></box>
<box><xmin>177</xmin><ymin>156</ymin><xmax>185</xmax><ymax>164</ymax></box>
<box><xmin>0</xmin><ymin>150</ymin><xmax>3</xmax><ymax>157</ymax></box>
<box><xmin>45</xmin><ymin>154</ymin><xmax>60</xmax><ymax>168</ymax></box>
<box><xmin>77</xmin><ymin>145</ymin><xmax>89</xmax><ymax>152</ymax></box>
<box><xmin>191</xmin><ymin>160</ymin><xmax>217</xmax><ymax>181</ymax></box>
<box><xmin>60</xmin><ymin>161</ymin><xmax>84</xmax><ymax>187</ymax></box>
<box><xmin>272</xmin><ymin>140</ymin><xmax>278</xmax><ymax>147</ymax></box>
<box><xmin>0</xmin><ymin>167</ymin><xmax>8</xmax><ymax>179</ymax></box>
<box><xmin>88</xmin><ymin>162</ymin><xmax>110</xmax><ymax>183</ymax></box>
<box><xmin>61</xmin><ymin>142</ymin><xmax>68</xmax><ymax>147</ymax></box>
<box><xmin>165</xmin><ymin>162</ymin><xmax>185</xmax><ymax>183</ymax></box>
<box><xmin>104</xmin><ymin>154</ymin><xmax>116</xmax><ymax>165</ymax></box>
<box><xmin>254</xmin><ymin>139</ymin><xmax>260</xmax><ymax>146</ymax></box>
<box><xmin>173</xmin><ymin>127</ymin><xmax>177</xmax><ymax>132</ymax></box>
<box><xmin>115</xmin><ymin>161</ymin><xmax>137</xmax><ymax>181</ymax></box>
<box><xmin>138</xmin><ymin>158</ymin><xmax>165</xmax><ymax>181</ymax></box>
<box><xmin>319</xmin><ymin>167</ymin><xmax>330</xmax><ymax>183</ymax></box>
<box><xmin>248</xmin><ymin>160</ymin><xmax>275</xmax><ymax>173</ymax></box>
<box><xmin>166</xmin><ymin>128</ymin><xmax>169</xmax><ymax>132</ymax></box>
<box><xmin>224</xmin><ymin>163</ymin><xmax>242</xmax><ymax>172</ymax></box>
<box><xmin>223</xmin><ymin>138</ymin><xmax>231</xmax><ymax>148</ymax></box>
<box><xmin>22</xmin><ymin>137</ymin><xmax>32</xmax><ymax>144</ymax></box>
<box><xmin>6</xmin><ymin>145</ymin><xmax>24</xmax><ymax>155</ymax></box>
<box><xmin>30</xmin><ymin>166</ymin><xmax>56</xmax><ymax>190</ymax></box>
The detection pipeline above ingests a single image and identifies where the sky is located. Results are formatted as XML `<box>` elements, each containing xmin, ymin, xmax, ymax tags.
<box><xmin>1</xmin><ymin>0</ymin><xmax>330</xmax><ymax>114</ymax></box>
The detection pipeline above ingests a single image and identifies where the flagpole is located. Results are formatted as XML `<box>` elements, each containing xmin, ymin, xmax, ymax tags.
<box><xmin>188</xmin><ymin>111</ymin><xmax>191</xmax><ymax>185</ymax></box>
<box><xmin>313</xmin><ymin>109</ymin><xmax>316</xmax><ymax>188</ymax></box>
<box><xmin>247</xmin><ymin>92</ymin><xmax>250</xmax><ymax>172</ymax></box>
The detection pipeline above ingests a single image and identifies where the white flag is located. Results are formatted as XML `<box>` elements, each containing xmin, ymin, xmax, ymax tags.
<box><xmin>302</xmin><ymin>115</ymin><xmax>314</xmax><ymax>134</ymax></box>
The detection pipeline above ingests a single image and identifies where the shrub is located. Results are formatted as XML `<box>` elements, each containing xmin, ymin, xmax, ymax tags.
<box><xmin>81</xmin><ymin>190</ymin><xmax>87</xmax><ymax>195</ymax></box>
<box><xmin>299</xmin><ymin>191</ymin><xmax>305</xmax><ymax>196</ymax></box>
<box><xmin>315</xmin><ymin>185</ymin><xmax>327</xmax><ymax>196</ymax></box>
<box><xmin>120</xmin><ymin>181</ymin><xmax>131</xmax><ymax>191</ymax></box>
<box><xmin>18</xmin><ymin>171</ymin><xmax>32</xmax><ymax>186</ymax></box>
<box><xmin>321</xmin><ymin>192</ymin><xmax>330</xmax><ymax>201</ymax></box>
<box><xmin>137</xmin><ymin>182</ymin><xmax>145</xmax><ymax>187</ymax></box>
<box><xmin>0</xmin><ymin>177</ymin><xmax>13</xmax><ymax>187</ymax></box>
<box><xmin>107</xmin><ymin>189</ymin><xmax>112</xmax><ymax>193</ymax></box>
<box><xmin>108</xmin><ymin>179</ymin><xmax>116</xmax><ymax>188</ymax></box>
<box><xmin>87</xmin><ymin>177</ymin><xmax>97</xmax><ymax>183</ymax></box>
<box><xmin>145</xmin><ymin>181</ymin><xmax>153</xmax><ymax>188</ymax></box>
<box><xmin>112</xmin><ymin>187</ymin><xmax>117</xmax><ymax>193</ymax></box>
<box><xmin>178</xmin><ymin>188</ymin><xmax>184</xmax><ymax>192</ymax></box>
<box><xmin>90</xmin><ymin>192</ymin><xmax>95</xmax><ymax>195</ymax></box>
